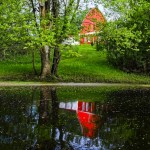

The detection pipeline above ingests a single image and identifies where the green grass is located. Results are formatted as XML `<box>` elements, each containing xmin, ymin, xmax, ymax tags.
<box><xmin>59</xmin><ymin>45</ymin><xmax>150</xmax><ymax>83</ymax></box>
<box><xmin>0</xmin><ymin>45</ymin><xmax>150</xmax><ymax>84</ymax></box>
<box><xmin>0</xmin><ymin>53</ymin><xmax>41</xmax><ymax>80</ymax></box>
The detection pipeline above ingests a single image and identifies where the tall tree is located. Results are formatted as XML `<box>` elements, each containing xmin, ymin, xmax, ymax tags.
<box><xmin>0</xmin><ymin>0</ymin><xmax>81</xmax><ymax>79</ymax></box>
<box><xmin>38</xmin><ymin>0</ymin><xmax>51</xmax><ymax>78</ymax></box>
<box><xmin>30</xmin><ymin>0</ymin><xmax>81</xmax><ymax>78</ymax></box>
<box><xmin>50</xmin><ymin>0</ymin><xmax>81</xmax><ymax>77</ymax></box>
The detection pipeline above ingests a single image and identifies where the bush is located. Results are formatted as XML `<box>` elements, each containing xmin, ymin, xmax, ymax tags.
<box><xmin>99</xmin><ymin>1</ymin><xmax>150</xmax><ymax>74</ymax></box>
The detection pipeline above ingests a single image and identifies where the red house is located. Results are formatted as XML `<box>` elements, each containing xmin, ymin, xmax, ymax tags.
<box><xmin>80</xmin><ymin>8</ymin><xmax>106</xmax><ymax>44</ymax></box>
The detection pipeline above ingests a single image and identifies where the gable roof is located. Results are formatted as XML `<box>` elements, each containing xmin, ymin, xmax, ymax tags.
<box><xmin>80</xmin><ymin>8</ymin><xmax>106</xmax><ymax>35</ymax></box>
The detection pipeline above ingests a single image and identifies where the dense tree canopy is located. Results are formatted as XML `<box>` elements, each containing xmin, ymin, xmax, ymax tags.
<box><xmin>99</xmin><ymin>0</ymin><xmax>150</xmax><ymax>74</ymax></box>
<box><xmin>0</xmin><ymin>0</ymin><xmax>82</xmax><ymax>78</ymax></box>
<box><xmin>0</xmin><ymin>0</ymin><xmax>31</xmax><ymax>58</ymax></box>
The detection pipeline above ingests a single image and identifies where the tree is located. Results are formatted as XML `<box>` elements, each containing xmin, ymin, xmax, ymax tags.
<box><xmin>0</xmin><ymin>0</ymin><xmax>31</xmax><ymax>59</ymax></box>
<box><xmin>0</xmin><ymin>0</ymin><xmax>81</xmax><ymax>79</ymax></box>
<box><xmin>29</xmin><ymin>0</ymin><xmax>81</xmax><ymax>78</ymax></box>
<box><xmin>99</xmin><ymin>0</ymin><xmax>150</xmax><ymax>73</ymax></box>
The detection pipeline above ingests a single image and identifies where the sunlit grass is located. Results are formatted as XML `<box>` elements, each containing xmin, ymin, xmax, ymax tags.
<box><xmin>59</xmin><ymin>45</ymin><xmax>150</xmax><ymax>83</ymax></box>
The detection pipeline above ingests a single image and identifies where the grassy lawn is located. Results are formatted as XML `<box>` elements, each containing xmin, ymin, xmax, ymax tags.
<box><xmin>59</xmin><ymin>45</ymin><xmax>150</xmax><ymax>83</ymax></box>
<box><xmin>0</xmin><ymin>45</ymin><xmax>150</xmax><ymax>84</ymax></box>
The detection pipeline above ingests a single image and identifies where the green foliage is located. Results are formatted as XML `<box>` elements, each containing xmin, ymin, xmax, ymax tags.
<box><xmin>0</xmin><ymin>0</ymin><xmax>82</xmax><ymax>78</ymax></box>
<box><xmin>99</xmin><ymin>0</ymin><xmax>150</xmax><ymax>74</ymax></box>
<box><xmin>61</xmin><ymin>46</ymin><xmax>81</xmax><ymax>58</ymax></box>
<box><xmin>0</xmin><ymin>0</ymin><xmax>31</xmax><ymax>59</ymax></box>
<box><xmin>73</xmin><ymin>8</ymin><xmax>90</xmax><ymax>30</ymax></box>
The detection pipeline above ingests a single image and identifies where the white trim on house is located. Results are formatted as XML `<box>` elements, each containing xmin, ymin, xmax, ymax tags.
<box><xmin>79</xmin><ymin>31</ymin><xmax>99</xmax><ymax>36</ymax></box>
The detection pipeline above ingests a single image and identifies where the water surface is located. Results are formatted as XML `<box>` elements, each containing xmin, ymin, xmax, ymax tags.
<box><xmin>0</xmin><ymin>86</ymin><xmax>150</xmax><ymax>150</ymax></box>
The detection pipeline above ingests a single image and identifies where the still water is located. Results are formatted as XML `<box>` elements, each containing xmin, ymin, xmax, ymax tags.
<box><xmin>0</xmin><ymin>86</ymin><xmax>150</xmax><ymax>150</ymax></box>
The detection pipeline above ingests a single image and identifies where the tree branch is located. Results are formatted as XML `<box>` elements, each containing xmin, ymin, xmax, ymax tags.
<box><xmin>70</xmin><ymin>0</ymin><xmax>80</xmax><ymax>23</ymax></box>
<box><xmin>30</xmin><ymin>0</ymin><xmax>39</xmax><ymax>31</ymax></box>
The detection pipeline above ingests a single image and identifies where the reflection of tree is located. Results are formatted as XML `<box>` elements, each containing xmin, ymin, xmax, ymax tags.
<box><xmin>36</xmin><ymin>87</ymin><xmax>54</xmax><ymax>149</ymax></box>
<box><xmin>0</xmin><ymin>87</ymin><xmax>37</xmax><ymax>149</ymax></box>
<box><xmin>37</xmin><ymin>87</ymin><xmax>73</xmax><ymax>150</ymax></box>
<box><xmin>100</xmin><ymin>89</ymin><xmax>150</xmax><ymax>150</ymax></box>
<box><xmin>39</xmin><ymin>87</ymin><xmax>51</xmax><ymax>125</ymax></box>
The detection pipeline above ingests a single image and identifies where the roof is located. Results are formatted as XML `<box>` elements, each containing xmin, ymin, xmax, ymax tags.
<box><xmin>80</xmin><ymin>8</ymin><xmax>106</xmax><ymax>35</ymax></box>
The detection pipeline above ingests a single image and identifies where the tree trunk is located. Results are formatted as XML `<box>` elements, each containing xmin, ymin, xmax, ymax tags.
<box><xmin>40</xmin><ymin>45</ymin><xmax>51</xmax><ymax>79</ymax></box>
<box><xmin>32</xmin><ymin>48</ymin><xmax>37</xmax><ymax>75</ymax></box>
<box><xmin>39</xmin><ymin>1</ymin><xmax>51</xmax><ymax>79</ymax></box>
<box><xmin>38</xmin><ymin>87</ymin><xmax>59</xmax><ymax>149</ymax></box>
<box><xmin>39</xmin><ymin>87</ymin><xmax>51</xmax><ymax>125</ymax></box>
<box><xmin>51</xmin><ymin>46</ymin><xmax>61</xmax><ymax>76</ymax></box>
<box><xmin>51</xmin><ymin>87</ymin><xmax>59</xmax><ymax>124</ymax></box>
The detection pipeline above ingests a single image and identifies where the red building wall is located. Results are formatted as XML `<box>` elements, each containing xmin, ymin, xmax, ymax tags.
<box><xmin>80</xmin><ymin>8</ymin><xmax>105</xmax><ymax>44</ymax></box>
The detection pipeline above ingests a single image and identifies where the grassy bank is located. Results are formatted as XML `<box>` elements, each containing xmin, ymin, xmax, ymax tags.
<box><xmin>58</xmin><ymin>45</ymin><xmax>150</xmax><ymax>84</ymax></box>
<box><xmin>0</xmin><ymin>45</ymin><xmax>150</xmax><ymax>84</ymax></box>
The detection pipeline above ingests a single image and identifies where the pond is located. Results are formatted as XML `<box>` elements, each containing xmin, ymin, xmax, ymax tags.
<box><xmin>0</xmin><ymin>86</ymin><xmax>150</xmax><ymax>150</ymax></box>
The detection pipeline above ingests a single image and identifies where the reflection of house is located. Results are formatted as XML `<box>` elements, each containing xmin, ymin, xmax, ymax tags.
<box><xmin>59</xmin><ymin>101</ymin><xmax>102</xmax><ymax>139</ymax></box>
<box><xmin>52</xmin><ymin>128</ymin><xmax>102</xmax><ymax>149</ymax></box>
<box><xmin>77</xmin><ymin>102</ymin><xmax>101</xmax><ymax>139</ymax></box>
<box><xmin>80</xmin><ymin>8</ymin><xmax>106</xmax><ymax>44</ymax></box>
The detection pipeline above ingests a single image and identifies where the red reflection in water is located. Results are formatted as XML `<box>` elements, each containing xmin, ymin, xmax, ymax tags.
<box><xmin>59</xmin><ymin>101</ymin><xmax>108</xmax><ymax>139</ymax></box>
<box><xmin>77</xmin><ymin>101</ymin><xmax>102</xmax><ymax>139</ymax></box>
